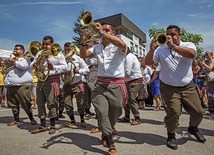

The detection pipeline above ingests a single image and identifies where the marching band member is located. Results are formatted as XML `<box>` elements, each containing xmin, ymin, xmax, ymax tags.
<box><xmin>145</xmin><ymin>25</ymin><xmax>206</xmax><ymax>150</ymax></box>
<box><xmin>80</xmin><ymin>22</ymin><xmax>128</xmax><ymax>155</ymax></box>
<box><xmin>31</xmin><ymin>36</ymin><xmax>68</xmax><ymax>134</ymax></box>
<box><xmin>83</xmin><ymin>57</ymin><xmax>96</xmax><ymax>118</ymax></box>
<box><xmin>4</xmin><ymin>44</ymin><xmax>37</xmax><ymax>126</ymax></box>
<box><xmin>56</xmin><ymin>42</ymin><xmax>73</xmax><ymax>120</ymax></box>
<box><xmin>83</xmin><ymin>39</ymin><xmax>99</xmax><ymax>118</ymax></box>
<box><xmin>63</xmin><ymin>44</ymin><xmax>90</xmax><ymax>128</ymax></box>
<box><xmin>119</xmin><ymin>51</ymin><xmax>143</xmax><ymax>125</ymax></box>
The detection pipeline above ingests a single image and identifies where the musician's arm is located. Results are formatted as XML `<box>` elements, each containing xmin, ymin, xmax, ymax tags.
<box><xmin>78</xmin><ymin>57</ymin><xmax>90</xmax><ymax>75</ymax></box>
<box><xmin>80</xmin><ymin>32</ymin><xmax>94</xmax><ymax>59</ymax></box>
<box><xmin>53</xmin><ymin>56</ymin><xmax>69</xmax><ymax>73</ymax></box>
<box><xmin>16</xmin><ymin>58</ymin><xmax>31</xmax><ymax>70</ymax></box>
<box><xmin>80</xmin><ymin>46</ymin><xmax>94</xmax><ymax>59</ymax></box>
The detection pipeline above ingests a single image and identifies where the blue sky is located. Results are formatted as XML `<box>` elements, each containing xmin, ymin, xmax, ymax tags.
<box><xmin>0</xmin><ymin>0</ymin><xmax>213</xmax><ymax>53</ymax></box>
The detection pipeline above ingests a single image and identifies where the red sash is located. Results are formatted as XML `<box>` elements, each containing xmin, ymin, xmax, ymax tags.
<box><xmin>48</xmin><ymin>75</ymin><xmax>60</xmax><ymax>96</ymax></box>
<box><xmin>126</xmin><ymin>78</ymin><xmax>143</xmax><ymax>91</ymax></box>
<box><xmin>65</xmin><ymin>80</ymin><xmax>84</xmax><ymax>94</ymax></box>
<box><xmin>97</xmin><ymin>76</ymin><xmax>127</xmax><ymax>106</ymax></box>
<box><xmin>97</xmin><ymin>77</ymin><xmax>125</xmax><ymax>84</ymax></box>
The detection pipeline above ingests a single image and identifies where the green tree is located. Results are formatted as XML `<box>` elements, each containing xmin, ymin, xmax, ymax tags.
<box><xmin>72</xmin><ymin>10</ymin><xmax>85</xmax><ymax>46</ymax></box>
<box><xmin>148</xmin><ymin>27</ymin><xmax>204</xmax><ymax>57</ymax></box>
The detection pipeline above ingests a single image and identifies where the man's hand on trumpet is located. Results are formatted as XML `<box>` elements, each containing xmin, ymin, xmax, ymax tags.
<box><xmin>81</xmin><ymin>31</ymin><xmax>91</xmax><ymax>45</ymax></box>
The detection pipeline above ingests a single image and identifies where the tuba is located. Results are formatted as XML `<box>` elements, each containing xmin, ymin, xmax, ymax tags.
<box><xmin>61</xmin><ymin>44</ymin><xmax>78</xmax><ymax>83</ymax></box>
<box><xmin>155</xmin><ymin>33</ymin><xmax>168</xmax><ymax>46</ymax></box>
<box><xmin>35</xmin><ymin>43</ymin><xmax>62</xmax><ymax>82</ymax></box>
<box><xmin>80</xmin><ymin>11</ymin><xmax>99</xmax><ymax>38</ymax></box>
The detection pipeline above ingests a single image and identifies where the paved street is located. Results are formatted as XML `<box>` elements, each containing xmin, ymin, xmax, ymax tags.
<box><xmin>0</xmin><ymin>104</ymin><xmax>213</xmax><ymax>155</ymax></box>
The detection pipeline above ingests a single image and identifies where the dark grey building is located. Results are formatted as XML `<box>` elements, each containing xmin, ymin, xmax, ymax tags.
<box><xmin>95</xmin><ymin>13</ymin><xmax>147</xmax><ymax>57</ymax></box>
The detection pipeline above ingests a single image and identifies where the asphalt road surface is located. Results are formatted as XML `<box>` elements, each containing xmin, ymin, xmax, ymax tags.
<box><xmin>0</xmin><ymin>104</ymin><xmax>213</xmax><ymax>155</ymax></box>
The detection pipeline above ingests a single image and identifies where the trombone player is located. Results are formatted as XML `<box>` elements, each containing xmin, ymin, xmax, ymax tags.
<box><xmin>31</xmin><ymin>36</ymin><xmax>68</xmax><ymax>134</ymax></box>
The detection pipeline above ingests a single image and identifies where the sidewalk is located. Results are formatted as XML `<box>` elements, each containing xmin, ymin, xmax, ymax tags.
<box><xmin>0</xmin><ymin>105</ymin><xmax>213</xmax><ymax>155</ymax></box>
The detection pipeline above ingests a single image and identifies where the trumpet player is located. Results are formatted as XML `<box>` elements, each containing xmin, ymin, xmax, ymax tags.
<box><xmin>63</xmin><ymin>43</ymin><xmax>90</xmax><ymax>128</ymax></box>
<box><xmin>31</xmin><ymin>36</ymin><xmax>68</xmax><ymax>134</ymax></box>
<box><xmin>145</xmin><ymin>25</ymin><xmax>206</xmax><ymax>150</ymax></box>
<box><xmin>4</xmin><ymin>44</ymin><xmax>37</xmax><ymax>126</ymax></box>
<box><xmin>80</xmin><ymin>21</ymin><xmax>128</xmax><ymax>155</ymax></box>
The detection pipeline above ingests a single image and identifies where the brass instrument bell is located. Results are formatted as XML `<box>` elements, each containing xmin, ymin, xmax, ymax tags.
<box><xmin>28</xmin><ymin>41</ymin><xmax>42</xmax><ymax>58</ymax></box>
<box><xmin>36</xmin><ymin>43</ymin><xmax>62</xmax><ymax>82</ymax></box>
<box><xmin>155</xmin><ymin>33</ymin><xmax>168</xmax><ymax>46</ymax></box>
<box><xmin>51</xmin><ymin>43</ymin><xmax>62</xmax><ymax>58</ymax></box>
<box><xmin>80</xmin><ymin>11</ymin><xmax>99</xmax><ymax>38</ymax></box>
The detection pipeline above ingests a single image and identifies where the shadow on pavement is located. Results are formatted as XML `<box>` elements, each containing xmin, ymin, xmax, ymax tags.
<box><xmin>40</xmin><ymin>132</ymin><xmax>107</xmax><ymax>154</ymax></box>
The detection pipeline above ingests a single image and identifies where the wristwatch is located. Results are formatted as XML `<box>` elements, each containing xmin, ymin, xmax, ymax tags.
<box><xmin>79</xmin><ymin>43</ymin><xmax>87</xmax><ymax>47</ymax></box>
<box><xmin>170</xmin><ymin>44</ymin><xmax>176</xmax><ymax>50</ymax></box>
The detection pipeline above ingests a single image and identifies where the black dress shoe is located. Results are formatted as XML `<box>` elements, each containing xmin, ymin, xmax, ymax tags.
<box><xmin>166</xmin><ymin>138</ymin><xmax>178</xmax><ymax>150</ymax></box>
<box><xmin>188</xmin><ymin>127</ymin><xmax>206</xmax><ymax>143</ymax></box>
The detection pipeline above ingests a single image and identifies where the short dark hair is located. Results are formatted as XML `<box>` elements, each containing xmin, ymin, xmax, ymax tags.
<box><xmin>64</xmin><ymin>42</ymin><xmax>71</xmax><ymax>47</ymax></box>
<box><xmin>166</xmin><ymin>25</ymin><xmax>180</xmax><ymax>33</ymax></box>
<box><xmin>101</xmin><ymin>22</ymin><xmax>115</xmax><ymax>31</ymax></box>
<box><xmin>15</xmin><ymin>44</ymin><xmax>25</xmax><ymax>52</ymax></box>
<box><xmin>43</xmin><ymin>35</ymin><xmax>54</xmax><ymax>43</ymax></box>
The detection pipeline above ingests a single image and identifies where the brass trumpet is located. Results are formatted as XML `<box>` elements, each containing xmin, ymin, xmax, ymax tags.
<box><xmin>155</xmin><ymin>33</ymin><xmax>168</xmax><ymax>46</ymax></box>
<box><xmin>86</xmin><ymin>37</ymin><xmax>99</xmax><ymax>47</ymax></box>
<box><xmin>80</xmin><ymin>11</ymin><xmax>99</xmax><ymax>38</ymax></box>
<box><xmin>36</xmin><ymin>43</ymin><xmax>62</xmax><ymax>82</ymax></box>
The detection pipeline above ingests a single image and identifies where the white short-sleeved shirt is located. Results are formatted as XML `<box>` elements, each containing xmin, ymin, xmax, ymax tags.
<box><xmin>125</xmin><ymin>53</ymin><xmax>142</xmax><ymax>82</ymax></box>
<box><xmin>89</xmin><ymin>43</ymin><xmax>127</xmax><ymax>78</ymax></box>
<box><xmin>154</xmin><ymin>41</ymin><xmax>196</xmax><ymax>86</ymax></box>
